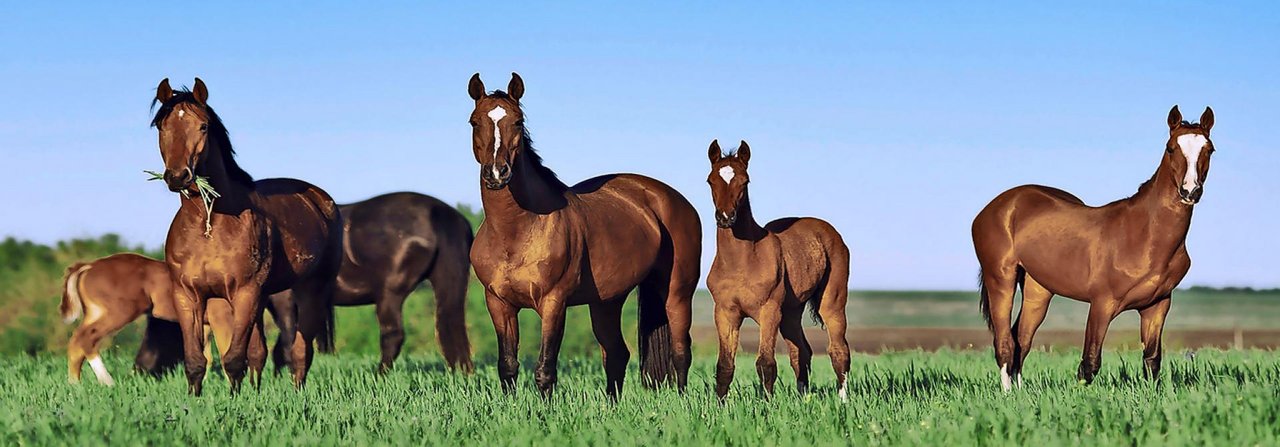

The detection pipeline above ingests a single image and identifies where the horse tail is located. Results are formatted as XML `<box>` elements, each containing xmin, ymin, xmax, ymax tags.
<box><xmin>637</xmin><ymin>282</ymin><xmax>677</xmax><ymax>387</ymax></box>
<box><xmin>978</xmin><ymin>267</ymin><xmax>1024</xmax><ymax>332</ymax></box>
<box><xmin>314</xmin><ymin>211</ymin><xmax>342</xmax><ymax>354</ymax></box>
<box><xmin>60</xmin><ymin>262</ymin><xmax>91</xmax><ymax>323</ymax></box>
<box><xmin>431</xmin><ymin>209</ymin><xmax>475</xmax><ymax>372</ymax></box>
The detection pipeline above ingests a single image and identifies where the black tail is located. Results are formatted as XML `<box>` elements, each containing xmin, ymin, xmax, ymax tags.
<box><xmin>431</xmin><ymin>211</ymin><xmax>475</xmax><ymax>372</ymax></box>
<box><xmin>807</xmin><ymin>268</ymin><xmax>831</xmax><ymax>326</ymax></box>
<box><xmin>637</xmin><ymin>279</ymin><xmax>677</xmax><ymax>388</ymax></box>
<box><xmin>978</xmin><ymin>267</ymin><xmax>1024</xmax><ymax>332</ymax></box>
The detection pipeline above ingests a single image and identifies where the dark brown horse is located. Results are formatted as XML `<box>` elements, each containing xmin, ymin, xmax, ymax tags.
<box><xmin>973</xmin><ymin>105</ymin><xmax>1215</xmax><ymax>390</ymax></box>
<box><xmin>266</xmin><ymin>192</ymin><xmax>475</xmax><ymax>373</ymax></box>
<box><xmin>467</xmin><ymin>73</ymin><xmax>702</xmax><ymax>398</ymax></box>
<box><xmin>152</xmin><ymin>78</ymin><xmax>341</xmax><ymax>395</ymax></box>
<box><xmin>704</xmin><ymin>140</ymin><xmax>851</xmax><ymax>400</ymax></box>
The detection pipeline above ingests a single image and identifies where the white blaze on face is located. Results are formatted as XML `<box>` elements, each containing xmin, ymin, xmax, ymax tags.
<box><xmin>718</xmin><ymin>165</ymin><xmax>735</xmax><ymax>184</ymax></box>
<box><xmin>88</xmin><ymin>355</ymin><xmax>115</xmax><ymax>386</ymax></box>
<box><xmin>177</xmin><ymin>109</ymin><xmax>185</xmax><ymax>118</ymax></box>
<box><xmin>487</xmin><ymin>106</ymin><xmax>508</xmax><ymax>157</ymax></box>
<box><xmin>1177</xmin><ymin>134</ymin><xmax>1208</xmax><ymax>191</ymax></box>
<box><xmin>999</xmin><ymin>363</ymin><xmax>1011</xmax><ymax>392</ymax></box>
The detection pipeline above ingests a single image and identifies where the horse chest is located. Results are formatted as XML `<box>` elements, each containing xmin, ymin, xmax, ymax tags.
<box><xmin>473</xmin><ymin>229</ymin><xmax>575</xmax><ymax>306</ymax></box>
<box><xmin>708</xmin><ymin>246</ymin><xmax>786</xmax><ymax>307</ymax></box>
<box><xmin>167</xmin><ymin>219</ymin><xmax>270</xmax><ymax>291</ymax></box>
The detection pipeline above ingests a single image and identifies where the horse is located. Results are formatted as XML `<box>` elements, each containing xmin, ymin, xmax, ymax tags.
<box><xmin>265</xmin><ymin>192</ymin><xmax>475</xmax><ymax>373</ymax></box>
<box><xmin>972</xmin><ymin>105</ymin><xmax>1215</xmax><ymax>390</ymax></box>
<box><xmin>59</xmin><ymin>253</ymin><xmax>239</xmax><ymax>384</ymax></box>
<box><xmin>703</xmin><ymin>140</ymin><xmax>851</xmax><ymax>400</ymax></box>
<box><xmin>466</xmin><ymin>73</ymin><xmax>702</xmax><ymax>398</ymax></box>
<box><xmin>152</xmin><ymin>78</ymin><xmax>341</xmax><ymax>395</ymax></box>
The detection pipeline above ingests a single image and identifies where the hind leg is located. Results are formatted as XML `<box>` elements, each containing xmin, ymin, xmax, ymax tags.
<box><xmin>981</xmin><ymin>267</ymin><xmax>1018</xmax><ymax>392</ymax></box>
<box><xmin>818</xmin><ymin>269</ymin><xmax>851</xmax><ymax>401</ymax></box>
<box><xmin>1011</xmin><ymin>275</ymin><xmax>1053</xmax><ymax>387</ymax></box>
<box><xmin>590</xmin><ymin>298</ymin><xmax>630</xmax><ymax>399</ymax></box>
<box><xmin>374</xmin><ymin>289</ymin><xmax>409</xmax><ymax>374</ymax></box>
<box><xmin>1139</xmin><ymin>296</ymin><xmax>1171</xmax><ymax>380</ymax></box>
<box><xmin>779</xmin><ymin>306</ymin><xmax>812</xmax><ymax>394</ymax></box>
<box><xmin>713</xmin><ymin>302</ymin><xmax>745</xmax><ymax>400</ymax></box>
<box><xmin>266</xmin><ymin>292</ymin><xmax>295</xmax><ymax>376</ymax></box>
<box><xmin>135</xmin><ymin>316</ymin><xmax>184</xmax><ymax>377</ymax></box>
<box><xmin>247</xmin><ymin>316</ymin><xmax>267</xmax><ymax>390</ymax></box>
<box><xmin>68</xmin><ymin>307</ymin><xmax>139</xmax><ymax>385</ymax></box>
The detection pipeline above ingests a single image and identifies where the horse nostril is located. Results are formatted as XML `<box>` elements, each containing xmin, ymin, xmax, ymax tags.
<box><xmin>497</xmin><ymin>164</ymin><xmax>510</xmax><ymax>177</ymax></box>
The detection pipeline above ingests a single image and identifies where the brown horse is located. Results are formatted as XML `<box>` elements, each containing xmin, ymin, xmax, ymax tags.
<box><xmin>59</xmin><ymin>253</ymin><xmax>237</xmax><ymax>384</ymax></box>
<box><xmin>266</xmin><ymin>192</ymin><xmax>475</xmax><ymax>373</ymax></box>
<box><xmin>152</xmin><ymin>78</ymin><xmax>341</xmax><ymax>395</ymax></box>
<box><xmin>467</xmin><ymin>73</ymin><xmax>702</xmax><ymax>398</ymax></box>
<box><xmin>973</xmin><ymin>105</ymin><xmax>1215</xmax><ymax>390</ymax></box>
<box><xmin>704</xmin><ymin>140</ymin><xmax>851</xmax><ymax>400</ymax></box>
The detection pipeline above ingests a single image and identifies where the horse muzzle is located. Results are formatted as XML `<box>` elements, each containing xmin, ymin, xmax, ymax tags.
<box><xmin>1178</xmin><ymin>186</ymin><xmax>1203</xmax><ymax>205</ymax></box>
<box><xmin>164</xmin><ymin>168</ymin><xmax>194</xmax><ymax>193</ymax></box>
<box><xmin>715</xmin><ymin>211</ymin><xmax>737</xmax><ymax>228</ymax></box>
<box><xmin>482</xmin><ymin>163</ymin><xmax>512</xmax><ymax>190</ymax></box>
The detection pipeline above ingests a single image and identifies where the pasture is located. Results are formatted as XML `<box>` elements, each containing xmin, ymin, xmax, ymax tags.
<box><xmin>4</xmin><ymin>349</ymin><xmax>1280</xmax><ymax>445</ymax></box>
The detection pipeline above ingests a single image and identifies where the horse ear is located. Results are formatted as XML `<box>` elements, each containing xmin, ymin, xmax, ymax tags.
<box><xmin>508</xmin><ymin>72</ymin><xmax>524</xmax><ymax>101</ymax></box>
<box><xmin>192</xmin><ymin>78</ymin><xmax>208</xmax><ymax>104</ymax></box>
<box><xmin>1200</xmin><ymin>106</ymin><xmax>1214</xmax><ymax>133</ymax></box>
<box><xmin>468</xmin><ymin>73</ymin><xmax>485</xmax><ymax>101</ymax></box>
<box><xmin>737</xmin><ymin>140</ymin><xmax>751</xmax><ymax>166</ymax></box>
<box><xmin>155</xmin><ymin>78</ymin><xmax>173</xmax><ymax>103</ymax></box>
<box><xmin>708</xmin><ymin>140</ymin><xmax>722</xmax><ymax>163</ymax></box>
<box><xmin>1167</xmin><ymin>105</ymin><xmax>1182</xmax><ymax>130</ymax></box>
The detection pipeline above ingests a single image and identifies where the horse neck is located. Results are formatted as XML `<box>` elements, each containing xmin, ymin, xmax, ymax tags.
<box><xmin>181</xmin><ymin>141</ymin><xmax>252</xmax><ymax>216</ymax></box>
<box><xmin>719</xmin><ymin>189</ymin><xmax>767</xmax><ymax>243</ymax></box>
<box><xmin>1125</xmin><ymin>156</ymin><xmax>1194</xmax><ymax>243</ymax></box>
<box><xmin>479</xmin><ymin>150</ymin><xmax>568</xmax><ymax>230</ymax></box>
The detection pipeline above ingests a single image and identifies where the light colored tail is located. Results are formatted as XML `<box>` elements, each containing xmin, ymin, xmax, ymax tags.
<box><xmin>59</xmin><ymin>263</ymin><xmax>91</xmax><ymax>323</ymax></box>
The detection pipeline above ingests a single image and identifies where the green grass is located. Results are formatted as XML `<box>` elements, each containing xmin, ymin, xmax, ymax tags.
<box><xmin>4</xmin><ymin>349</ymin><xmax>1280</xmax><ymax>445</ymax></box>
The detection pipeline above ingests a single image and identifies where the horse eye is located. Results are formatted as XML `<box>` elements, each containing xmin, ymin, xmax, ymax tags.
<box><xmin>516</xmin><ymin>120</ymin><xmax>525</xmax><ymax>126</ymax></box>
<box><xmin>199</xmin><ymin>123</ymin><xmax>208</xmax><ymax>132</ymax></box>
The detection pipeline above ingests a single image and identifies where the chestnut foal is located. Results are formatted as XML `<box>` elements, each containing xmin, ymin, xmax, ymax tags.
<box><xmin>705</xmin><ymin>140</ymin><xmax>851</xmax><ymax>400</ymax></box>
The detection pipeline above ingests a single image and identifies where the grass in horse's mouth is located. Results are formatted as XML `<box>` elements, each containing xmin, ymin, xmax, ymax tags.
<box><xmin>144</xmin><ymin>170</ymin><xmax>221</xmax><ymax>237</ymax></box>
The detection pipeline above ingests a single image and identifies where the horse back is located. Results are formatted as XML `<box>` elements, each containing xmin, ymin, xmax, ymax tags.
<box><xmin>80</xmin><ymin>253</ymin><xmax>171</xmax><ymax>320</ymax></box>
<box><xmin>252</xmin><ymin>178</ymin><xmax>342</xmax><ymax>292</ymax></box>
<box><xmin>334</xmin><ymin>192</ymin><xmax>468</xmax><ymax>301</ymax></box>
<box><xmin>767</xmin><ymin>217</ymin><xmax>848</xmax><ymax>299</ymax></box>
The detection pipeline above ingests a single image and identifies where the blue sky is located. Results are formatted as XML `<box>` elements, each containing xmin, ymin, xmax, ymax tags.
<box><xmin>1</xmin><ymin>2</ymin><xmax>1277</xmax><ymax>289</ymax></box>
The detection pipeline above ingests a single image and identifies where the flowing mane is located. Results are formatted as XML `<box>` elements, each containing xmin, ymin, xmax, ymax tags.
<box><xmin>150</xmin><ymin>90</ymin><xmax>255</xmax><ymax>189</ymax></box>
<box><xmin>489</xmin><ymin>89</ymin><xmax>567</xmax><ymax>193</ymax></box>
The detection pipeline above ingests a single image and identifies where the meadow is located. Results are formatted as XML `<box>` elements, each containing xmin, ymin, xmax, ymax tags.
<box><xmin>5</xmin><ymin>235</ymin><xmax>1280</xmax><ymax>445</ymax></box>
<box><xmin>4</xmin><ymin>349</ymin><xmax>1280</xmax><ymax>445</ymax></box>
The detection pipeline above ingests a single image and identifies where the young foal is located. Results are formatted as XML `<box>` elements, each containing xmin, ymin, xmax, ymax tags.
<box><xmin>705</xmin><ymin>140</ymin><xmax>851</xmax><ymax>400</ymax></box>
<box><xmin>468</xmin><ymin>73</ymin><xmax>702</xmax><ymax>398</ymax></box>
<box><xmin>60</xmin><ymin>253</ymin><xmax>236</xmax><ymax>385</ymax></box>
<box><xmin>973</xmin><ymin>106</ymin><xmax>1215</xmax><ymax>390</ymax></box>
<box><xmin>152</xmin><ymin>78</ymin><xmax>341</xmax><ymax>395</ymax></box>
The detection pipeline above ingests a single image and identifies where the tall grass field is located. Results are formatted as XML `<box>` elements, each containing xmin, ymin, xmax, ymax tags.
<box><xmin>4</xmin><ymin>350</ymin><xmax>1280</xmax><ymax>445</ymax></box>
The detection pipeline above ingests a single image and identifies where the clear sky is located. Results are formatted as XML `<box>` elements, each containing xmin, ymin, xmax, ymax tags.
<box><xmin>1</xmin><ymin>2</ymin><xmax>1277</xmax><ymax>289</ymax></box>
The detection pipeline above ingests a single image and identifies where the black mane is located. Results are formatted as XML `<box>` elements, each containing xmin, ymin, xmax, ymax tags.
<box><xmin>150</xmin><ymin>90</ymin><xmax>255</xmax><ymax>188</ymax></box>
<box><xmin>490</xmin><ymin>89</ymin><xmax>567</xmax><ymax>192</ymax></box>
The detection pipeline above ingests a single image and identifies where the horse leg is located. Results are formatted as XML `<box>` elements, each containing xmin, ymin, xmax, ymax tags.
<box><xmin>589</xmin><ymin>299</ymin><xmax>629</xmax><ymax>399</ymax></box>
<box><xmin>485</xmin><ymin>291</ymin><xmax>520</xmax><ymax>393</ymax></box>
<box><xmin>289</xmin><ymin>270</ymin><xmax>337</xmax><ymax>390</ymax></box>
<box><xmin>981</xmin><ymin>267</ymin><xmax>1018</xmax><ymax>392</ymax></box>
<box><xmin>664</xmin><ymin>275</ymin><xmax>697</xmax><ymax>391</ymax></box>
<box><xmin>1078</xmin><ymin>302</ymin><xmax>1118</xmax><ymax>384</ymax></box>
<box><xmin>778</xmin><ymin>306</ymin><xmax>812</xmax><ymax>394</ymax></box>
<box><xmin>175</xmin><ymin>286</ymin><xmax>208</xmax><ymax>396</ymax></box>
<box><xmin>713</xmin><ymin>303</ymin><xmax>744</xmax><ymax>400</ymax></box>
<box><xmin>67</xmin><ymin>306</ymin><xmax>136</xmax><ymax>386</ymax></box>
<box><xmin>135</xmin><ymin>315</ymin><xmax>184</xmax><ymax>377</ymax></box>
<box><xmin>374</xmin><ymin>290</ymin><xmax>408</xmax><ymax>374</ymax></box>
<box><xmin>817</xmin><ymin>267</ymin><xmax>851</xmax><ymax>401</ymax></box>
<box><xmin>221</xmin><ymin>288</ymin><xmax>264</xmax><ymax>395</ymax></box>
<box><xmin>248</xmin><ymin>316</ymin><xmax>267</xmax><ymax>390</ymax></box>
<box><xmin>205</xmin><ymin>298</ymin><xmax>234</xmax><ymax>373</ymax></box>
<box><xmin>1011</xmin><ymin>275</ymin><xmax>1053</xmax><ymax>387</ymax></box>
<box><xmin>267</xmin><ymin>292</ymin><xmax>295</xmax><ymax>376</ymax></box>
<box><xmin>1139</xmin><ymin>296</ymin><xmax>1172</xmax><ymax>380</ymax></box>
<box><xmin>429</xmin><ymin>256</ymin><xmax>474</xmax><ymax>373</ymax></box>
<box><xmin>755</xmin><ymin>303</ymin><xmax>783</xmax><ymax>398</ymax></box>
<box><xmin>534</xmin><ymin>296</ymin><xmax>569</xmax><ymax>398</ymax></box>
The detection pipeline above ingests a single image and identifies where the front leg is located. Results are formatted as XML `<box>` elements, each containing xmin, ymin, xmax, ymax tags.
<box><xmin>174</xmin><ymin>285</ymin><xmax>207</xmax><ymax>396</ymax></box>
<box><xmin>222</xmin><ymin>287</ymin><xmax>265</xmax><ymax>395</ymax></box>
<box><xmin>755</xmin><ymin>303</ymin><xmax>783</xmax><ymax>397</ymax></box>
<box><xmin>1139</xmin><ymin>296</ymin><xmax>1172</xmax><ymax>380</ymax></box>
<box><xmin>1078</xmin><ymin>302</ymin><xmax>1118</xmax><ymax>384</ymax></box>
<box><xmin>485</xmin><ymin>291</ymin><xmax>520</xmax><ymax>393</ymax></box>
<box><xmin>713</xmin><ymin>303</ymin><xmax>745</xmax><ymax>400</ymax></box>
<box><xmin>534</xmin><ymin>295</ymin><xmax>569</xmax><ymax>398</ymax></box>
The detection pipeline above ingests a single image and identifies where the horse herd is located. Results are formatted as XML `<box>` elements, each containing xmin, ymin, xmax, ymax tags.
<box><xmin>57</xmin><ymin>72</ymin><xmax>1215</xmax><ymax>400</ymax></box>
